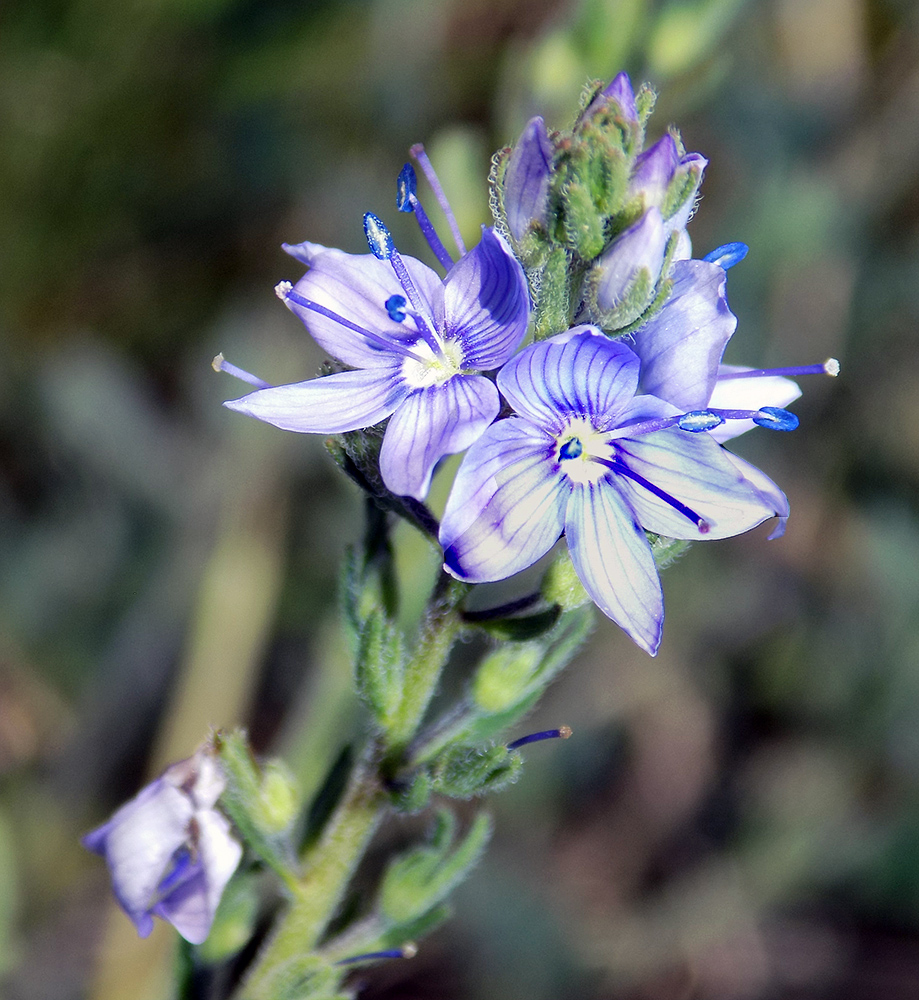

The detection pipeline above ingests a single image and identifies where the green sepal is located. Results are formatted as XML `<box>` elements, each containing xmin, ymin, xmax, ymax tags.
<box><xmin>355</xmin><ymin>609</ymin><xmax>405</xmax><ymax>731</ymax></box>
<box><xmin>244</xmin><ymin>955</ymin><xmax>351</xmax><ymax>1000</ymax></box>
<box><xmin>532</xmin><ymin>247</ymin><xmax>573</xmax><ymax>341</ymax></box>
<box><xmin>431</xmin><ymin>744</ymin><xmax>523</xmax><ymax>799</ymax></box>
<box><xmin>215</xmin><ymin>729</ymin><xmax>300</xmax><ymax>886</ymax></box>
<box><xmin>389</xmin><ymin>769</ymin><xmax>432</xmax><ymax>814</ymax></box>
<box><xmin>562</xmin><ymin>180</ymin><xmax>606</xmax><ymax>260</ymax></box>
<box><xmin>472</xmin><ymin>604</ymin><xmax>561</xmax><ymax>641</ymax></box>
<box><xmin>196</xmin><ymin>870</ymin><xmax>260</xmax><ymax>964</ymax></box>
<box><xmin>541</xmin><ymin>550</ymin><xmax>591</xmax><ymax>610</ymax></box>
<box><xmin>648</xmin><ymin>532</ymin><xmax>691</xmax><ymax>568</ymax></box>
<box><xmin>636</xmin><ymin>83</ymin><xmax>657</xmax><ymax>126</ymax></box>
<box><xmin>379</xmin><ymin>811</ymin><xmax>492</xmax><ymax>925</ymax></box>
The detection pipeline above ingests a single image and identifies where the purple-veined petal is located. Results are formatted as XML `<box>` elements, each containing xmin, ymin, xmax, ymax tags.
<box><xmin>83</xmin><ymin>780</ymin><xmax>193</xmax><ymax>938</ymax></box>
<box><xmin>497</xmin><ymin>329</ymin><xmax>640</xmax><ymax>433</ymax></box>
<box><xmin>282</xmin><ymin>243</ymin><xmax>444</xmax><ymax>369</ymax></box>
<box><xmin>613</xmin><ymin>397</ymin><xmax>787</xmax><ymax>540</ymax></box>
<box><xmin>223</xmin><ymin>366</ymin><xmax>408</xmax><ymax>435</ymax></box>
<box><xmin>440</xmin><ymin>418</ymin><xmax>567</xmax><ymax>582</ymax></box>
<box><xmin>631</xmin><ymin>259</ymin><xmax>736</xmax><ymax>410</ymax></box>
<box><xmin>565</xmin><ymin>481</ymin><xmax>663</xmax><ymax>655</ymax></box>
<box><xmin>379</xmin><ymin>374</ymin><xmax>500</xmax><ymax>500</ymax></box>
<box><xmin>707</xmin><ymin>365</ymin><xmax>802</xmax><ymax>443</ymax></box>
<box><xmin>722</xmin><ymin>450</ymin><xmax>790</xmax><ymax>538</ymax></box>
<box><xmin>154</xmin><ymin>811</ymin><xmax>242</xmax><ymax>945</ymax></box>
<box><xmin>504</xmin><ymin>116</ymin><xmax>553</xmax><ymax>243</ymax></box>
<box><xmin>443</xmin><ymin>229</ymin><xmax>529</xmax><ymax>370</ymax></box>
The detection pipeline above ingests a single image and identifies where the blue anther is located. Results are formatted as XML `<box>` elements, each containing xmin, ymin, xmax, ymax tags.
<box><xmin>752</xmin><ymin>406</ymin><xmax>799</xmax><ymax>431</ymax></box>
<box><xmin>703</xmin><ymin>242</ymin><xmax>749</xmax><ymax>270</ymax></box>
<box><xmin>396</xmin><ymin>164</ymin><xmax>417</xmax><ymax>212</ymax></box>
<box><xmin>363</xmin><ymin>212</ymin><xmax>394</xmax><ymax>260</ymax></box>
<box><xmin>385</xmin><ymin>294</ymin><xmax>407</xmax><ymax>322</ymax></box>
<box><xmin>559</xmin><ymin>437</ymin><xmax>583</xmax><ymax>460</ymax></box>
<box><xmin>678</xmin><ymin>410</ymin><xmax>724</xmax><ymax>432</ymax></box>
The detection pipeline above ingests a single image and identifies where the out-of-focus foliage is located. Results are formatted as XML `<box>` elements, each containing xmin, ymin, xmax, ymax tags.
<box><xmin>3</xmin><ymin>0</ymin><xmax>919</xmax><ymax>997</ymax></box>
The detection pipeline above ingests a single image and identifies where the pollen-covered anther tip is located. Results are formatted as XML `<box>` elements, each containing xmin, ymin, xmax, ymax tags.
<box><xmin>211</xmin><ymin>352</ymin><xmax>225</xmax><ymax>373</ymax></box>
<box><xmin>824</xmin><ymin>358</ymin><xmax>840</xmax><ymax>376</ymax></box>
<box><xmin>698</xmin><ymin>520</ymin><xmax>711</xmax><ymax>535</ymax></box>
<box><xmin>558</xmin><ymin>725</ymin><xmax>573</xmax><ymax>740</ymax></box>
<box><xmin>401</xmin><ymin>942</ymin><xmax>419</xmax><ymax>959</ymax></box>
<box><xmin>274</xmin><ymin>280</ymin><xmax>293</xmax><ymax>302</ymax></box>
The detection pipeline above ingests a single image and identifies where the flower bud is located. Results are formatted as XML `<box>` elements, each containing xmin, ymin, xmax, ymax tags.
<box><xmin>503</xmin><ymin>116</ymin><xmax>552</xmax><ymax>245</ymax></box>
<box><xmin>630</xmin><ymin>134</ymin><xmax>707</xmax><ymax>232</ymax></box>
<box><xmin>587</xmin><ymin>207</ymin><xmax>668</xmax><ymax>327</ymax></box>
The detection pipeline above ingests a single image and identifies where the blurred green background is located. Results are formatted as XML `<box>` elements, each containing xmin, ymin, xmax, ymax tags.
<box><xmin>2</xmin><ymin>0</ymin><xmax>918</xmax><ymax>996</ymax></box>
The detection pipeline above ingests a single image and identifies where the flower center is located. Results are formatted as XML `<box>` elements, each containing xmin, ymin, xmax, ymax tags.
<box><xmin>555</xmin><ymin>419</ymin><xmax>614</xmax><ymax>486</ymax></box>
<box><xmin>401</xmin><ymin>337</ymin><xmax>465</xmax><ymax>389</ymax></box>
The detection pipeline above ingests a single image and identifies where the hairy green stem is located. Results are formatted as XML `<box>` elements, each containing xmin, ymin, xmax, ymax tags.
<box><xmin>385</xmin><ymin>573</ymin><xmax>469</xmax><ymax>754</ymax></box>
<box><xmin>239</xmin><ymin>754</ymin><xmax>385</xmax><ymax>1000</ymax></box>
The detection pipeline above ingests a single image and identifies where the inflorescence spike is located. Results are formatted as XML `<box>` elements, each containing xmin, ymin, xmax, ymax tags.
<box><xmin>507</xmin><ymin>726</ymin><xmax>573</xmax><ymax>751</ymax></box>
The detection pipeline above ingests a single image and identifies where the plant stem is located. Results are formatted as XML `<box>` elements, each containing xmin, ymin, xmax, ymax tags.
<box><xmin>239</xmin><ymin>752</ymin><xmax>385</xmax><ymax>1000</ymax></box>
<box><xmin>385</xmin><ymin>572</ymin><xmax>469</xmax><ymax>755</ymax></box>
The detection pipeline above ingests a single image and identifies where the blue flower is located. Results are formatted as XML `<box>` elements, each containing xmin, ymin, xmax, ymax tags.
<box><xmin>439</xmin><ymin>329</ymin><xmax>789</xmax><ymax>655</ymax></box>
<box><xmin>83</xmin><ymin>747</ymin><xmax>242</xmax><ymax>945</ymax></box>
<box><xmin>222</xmin><ymin>220</ymin><xmax>529</xmax><ymax>501</ymax></box>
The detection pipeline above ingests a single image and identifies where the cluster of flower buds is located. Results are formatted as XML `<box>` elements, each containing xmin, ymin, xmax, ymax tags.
<box><xmin>493</xmin><ymin>73</ymin><xmax>707</xmax><ymax>336</ymax></box>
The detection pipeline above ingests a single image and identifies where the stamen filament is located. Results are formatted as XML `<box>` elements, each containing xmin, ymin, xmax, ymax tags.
<box><xmin>717</xmin><ymin>358</ymin><xmax>839</xmax><ymax>379</ymax></box>
<box><xmin>386</xmin><ymin>248</ymin><xmax>443</xmax><ymax>355</ymax></box>
<box><xmin>409</xmin><ymin>194</ymin><xmax>455</xmax><ymax>269</ymax></box>
<box><xmin>596</xmin><ymin>457</ymin><xmax>710</xmax><ymax>533</ymax></box>
<box><xmin>279</xmin><ymin>284</ymin><xmax>427</xmax><ymax>363</ymax></box>
<box><xmin>410</xmin><ymin>143</ymin><xmax>467</xmax><ymax>256</ymax></box>
<box><xmin>507</xmin><ymin>726</ymin><xmax>573</xmax><ymax>750</ymax></box>
<box><xmin>212</xmin><ymin>353</ymin><xmax>272</xmax><ymax>390</ymax></box>
<box><xmin>336</xmin><ymin>944</ymin><xmax>418</xmax><ymax>966</ymax></box>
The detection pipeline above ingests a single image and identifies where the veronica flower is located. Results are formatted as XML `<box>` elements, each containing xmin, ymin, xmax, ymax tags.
<box><xmin>83</xmin><ymin>746</ymin><xmax>242</xmax><ymax>944</ymax></box>
<box><xmin>220</xmin><ymin>163</ymin><xmax>529</xmax><ymax>501</ymax></box>
<box><xmin>439</xmin><ymin>329</ymin><xmax>793</xmax><ymax>655</ymax></box>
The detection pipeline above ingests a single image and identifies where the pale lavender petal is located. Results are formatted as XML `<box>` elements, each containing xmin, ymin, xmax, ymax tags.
<box><xmin>565</xmin><ymin>482</ymin><xmax>663</xmax><ymax>655</ymax></box>
<box><xmin>440</xmin><ymin>418</ymin><xmax>567</xmax><ymax>582</ymax></box>
<box><xmin>593</xmin><ymin>208</ymin><xmax>667</xmax><ymax>311</ymax></box>
<box><xmin>443</xmin><ymin>229</ymin><xmax>529</xmax><ymax>370</ymax></box>
<box><xmin>282</xmin><ymin>243</ymin><xmax>444</xmax><ymax>369</ymax></box>
<box><xmin>504</xmin><ymin>116</ymin><xmax>553</xmax><ymax>243</ymax></box>
<box><xmin>707</xmin><ymin>366</ymin><xmax>802</xmax><ymax>443</ymax></box>
<box><xmin>722</xmin><ymin>450</ymin><xmax>790</xmax><ymax>539</ymax></box>
<box><xmin>631</xmin><ymin>259</ymin><xmax>737</xmax><ymax>410</ymax></box>
<box><xmin>224</xmin><ymin>366</ymin><xmax>408</xmax><ymax>434</ymax></box>
<box><xmin>497</xmin><ymin>329</ymin><xmax>640</xmax><ymax>433</ymax></box>
<box><xmin>83</xmin><ymin>780</ymin><xmax>193</xmax><ymax>937</ymax></box>
<box><xmin>379</xmin><ymin>374</ymin><xmax>500</xmax><ymax>500</ymax></box>
<box><xmin>155</xmin><ymin>811</ymin><xmax>242</xmax><ymax>945</ymax></box>
<box><xmin>614</xmin><ymin>397</ymin><xmax>787</xmax><ymax>540</ymax></box>
<box><xmin>629</xmin><ymin>134</ymin><xmax>680</xmax><ymax>206</ymax></box>
<box><xmin>668</xmin><ymin>152</ymin><xmax>707</xmax><ymax>231</ymax></box>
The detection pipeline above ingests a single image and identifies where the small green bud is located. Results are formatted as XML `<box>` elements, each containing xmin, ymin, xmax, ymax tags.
<box><xmin>562</xmin><ymin>180</ymin><xmax>606</xmax><ymax>260</ymax></box>
<box><xmin>635</xmin><ymin>84</ymin><xmax>657</xmax><ymax>125</ymax></box>
<box><xmin>532</xmin><ymin>246</ymin><xmax>573</xmax><ymax>341</ymax></box>
<box><xmin>258</xmin><ymin>760</ymin><xmax>300</xmax><ymax>834</ymax></box>
<box><xmin>648</xmin><ymin>532</ymin><xmax>691</xmax><ymax>568</ymax></box>
<box><xmin>541</xmin><ymin>550</ymin><xmax>590</xmax><ymax>610</ymax></box>
<box><xmin>473</xmin><ymin>645</ymin><xmax>542</xmax><ymax>714</ymax></box>
<box><xmin>390</xmin><ymin>769</ymin><xmax>432</xmax><ymax>814</ymax></box>
<box><xmin>379</xmin><ymin>811</ymin><xmax>491</xmax><ymax>926</ymax></box>
<box><xmin>355</xmin><ymin>610</ymin><xmax>405</xmax><ymax>730</ymax></box>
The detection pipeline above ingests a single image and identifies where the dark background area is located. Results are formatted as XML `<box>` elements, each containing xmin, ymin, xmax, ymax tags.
<box><xmin>2</xmin><ymin>0</ymin><xmax>919</xmax><ymax>997</ymax></box>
